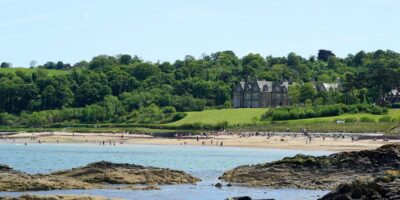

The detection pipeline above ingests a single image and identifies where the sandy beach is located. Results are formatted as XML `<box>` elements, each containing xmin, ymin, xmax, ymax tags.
<box><xmin>1</xmin><ymin>132</ymin><xmax>398</xmax><ymax>152</ymax></box>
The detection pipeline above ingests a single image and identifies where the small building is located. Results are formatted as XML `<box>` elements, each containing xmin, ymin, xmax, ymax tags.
<box><xmin>233</xmin><ymin>80</ymin><xmax>289</xmax><ymax>108</ymax></box>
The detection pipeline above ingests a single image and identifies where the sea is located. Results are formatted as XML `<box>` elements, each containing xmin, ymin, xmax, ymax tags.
<box><xmin>0</xmin><ymin>143</ymin><xmax>333</xmax><ymax>200</ymax></box>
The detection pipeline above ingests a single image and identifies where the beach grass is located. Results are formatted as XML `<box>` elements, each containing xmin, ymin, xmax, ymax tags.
<box><xmin>0</xmin><ymin>68</ymin><xmax>69</xmax><ymax>76</ymax></box>
<box><xmin>169</xmin><ymin>108</ymin><xmax>268</xmax><ymax>126</ymax></box>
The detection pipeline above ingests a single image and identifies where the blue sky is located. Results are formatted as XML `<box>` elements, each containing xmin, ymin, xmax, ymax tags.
<box><xmin>0</xmin><ymin>0</ymin><xmax>399</xmax><ymax>67</ymax></box>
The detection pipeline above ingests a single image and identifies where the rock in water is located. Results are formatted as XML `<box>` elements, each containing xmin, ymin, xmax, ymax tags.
<box><xmin>51</xmin><ymin>161</ymin><xmax>200</xmax><ymax>185</ymax></box>
<box><xmin>0</xmin><ymin>165</ymin><xmax>96</xmax><ymax>192</ymax></box>
<box><xmin>220</xmin><ymin>143</ymin><xmax>400</xmax><ymax>190</ymax></box>
<box><xmin>0</xmin><ymin>161</ymin><xmax>200</xmax><ymax>192</ymax></box>
<box><xmin>214</xmin><ymin>182</ymin><xmax>223</xmax><ymax>188</ymax></box>
<box><xmin>319</xmin><ymin>170</ymin><xmax>400</xmax><ymax>200</ymax></box>
<box><xmin>226</xmin><ymin>197</ymin><xmax>252</xmax><ymax>200</ymax></box>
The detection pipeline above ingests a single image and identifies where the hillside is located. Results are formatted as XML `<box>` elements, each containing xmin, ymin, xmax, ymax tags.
<box><xmin>169</xmin><ymin>108</ymin><xmax>268</xmax><ymax>126</ymax></box>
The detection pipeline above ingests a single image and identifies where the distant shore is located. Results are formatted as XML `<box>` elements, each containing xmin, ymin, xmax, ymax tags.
<box><xmin>2</xmin><ymin>131</ymin><xmax>399</xmax><ymax>152</ymax></box>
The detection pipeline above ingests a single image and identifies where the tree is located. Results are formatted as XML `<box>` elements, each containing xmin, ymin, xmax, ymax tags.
<box><xmin>288</xmin><ymin>84</ymin><xmax>300</xmax><ymax>105</ymax></box>
<box><xmin>132</xmin><ymin>63</ymin><xmax>161</xmax><ymax>81</ymax></box>
<box><xmin>318</xmin><ymin>49</ymin><xmax>335</xmax><ymax>62</ymax></box>
<box><xmin>299</xmin><ymin>83</ymin><xmax>316</xmax><ymax>103</ymax></box>
<box><xmin>119</xmin><ymin>54</ymin><xmax>132</xmax><ymax>65</ymax></box>
<box><xmin>0</xmin><ymin>62</ymin><xmax>11</xmax><ymax>68</ymax></box>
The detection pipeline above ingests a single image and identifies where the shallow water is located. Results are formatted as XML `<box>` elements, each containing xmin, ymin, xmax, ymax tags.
<box><xmin>0</xmin><ymin>143</ymin><xmax>333</xmax><ymax>200</ymax></box>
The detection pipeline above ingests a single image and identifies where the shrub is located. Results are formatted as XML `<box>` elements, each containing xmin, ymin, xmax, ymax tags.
<box><xmin>162</xmin><ymin>106</ymin><xmax>176</xmax><ymax>114</ymax></box>
<box><xmin>392</xmin><ymin>103</ymin><xmax>400</xmax><ymax>109</ymax></box>
<box><xmin>344</xmin><ymin>117</ymin><xmax>358</xmax><ymax>123</ymax></box>
<box><xmin>215</xmin><ymin>121</ymin><xmax>229</xmax><ymax>129</ymax></box>
<box><xmin>378</xmin><ymin>116</ymin><xmax>393</xmax><ymax>122</ymax></box>
<box><xmin>367</xmin><ymin>106</ymin><xmax>386</xmax><ymax>115</ymax></box>
<box><xmin>263</xmin><ymin>104</ymin><xmax>388</xmax><ymax>121</ymax></box>
<box><xmin>0</xmin><ymin>113</ymin><xmax>18</xmax><ymax>126</ymax></box>
<box><xmin>172</xmin><ymin>112</ymin><xmax>186</xmax><ymax>121</ymax></box>
<box><xmin>359</xmin><ymin>116</ymin><xmax>375</xmax><ymax>122</ymax></box>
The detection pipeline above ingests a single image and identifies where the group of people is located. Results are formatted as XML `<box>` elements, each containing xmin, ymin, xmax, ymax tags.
<box><xmin>179</xmin><ymin>136</ymin><xmax>224</xmax><ymax>146</ymax></box>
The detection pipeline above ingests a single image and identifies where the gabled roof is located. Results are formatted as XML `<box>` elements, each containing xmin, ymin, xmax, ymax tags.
<box><xmin>236</xmin><ymin>80</ymin><xmax>289</xmax><ymax>92</ymax></box>
<box><xmin>240</xmin><ymin>81</ymin><xmax>245</xmax><ymax>89</ymax></box>
<box><xmin>322</xmin><ymin>83</ymin><xmax>340</xmax><ymax>91</ymax></box>
<box><xmin>390</xmin><ymin>89</ymin><xmax>399</xmax><ymax>95</ymax></box>
<box><xmin>256</xmin><ymin>80</ymin><xmax>268</xmax><ymax>90</ymax></box>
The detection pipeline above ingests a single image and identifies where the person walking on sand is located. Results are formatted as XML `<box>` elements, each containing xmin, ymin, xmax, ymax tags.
<box><xmin>220</xmin><ymin>141</ymin><xmax>223</xmax><ymax>146</ymax></box>
<box><xmin>196</xmin><ymin>136</ymin><xmax>199</xmax><ymax>142</ymax></box>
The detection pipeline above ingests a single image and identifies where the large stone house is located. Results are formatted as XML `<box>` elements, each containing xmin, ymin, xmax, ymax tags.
<box><xmin>233</xmin><ymin>80</ymin><xmax>289</xmax><ymax>108</ymax></box>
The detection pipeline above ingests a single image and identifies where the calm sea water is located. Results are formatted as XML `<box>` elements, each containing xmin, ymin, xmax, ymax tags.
<box><xmin>0</xmin><ymin>143</ymin><xmax>333</xmax><ymax>200</ymax></box>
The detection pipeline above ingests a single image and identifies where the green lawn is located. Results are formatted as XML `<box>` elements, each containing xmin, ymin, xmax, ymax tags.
<box><xmin>169</xmin><ymin>108</ymin><xmax>268</xmax><ymax>126</ymax></box>
<box><xmin>0</xmin><ymin>68</ymin><xmax>69</xmax><ymax>76</ymax></box>
<box><xmin>284</xmin><ymin>109</ymin><xmax>400</xmax><ymax>124</ymax></box>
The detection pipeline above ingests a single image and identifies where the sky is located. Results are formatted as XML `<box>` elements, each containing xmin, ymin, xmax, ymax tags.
<box><xmin>0</xmin><ymin>0</ymin><xmax>399</xmax><ymax>67</ymax></box>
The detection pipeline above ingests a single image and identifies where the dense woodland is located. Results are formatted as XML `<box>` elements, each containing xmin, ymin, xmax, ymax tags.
<box><xmin>0</xmin><ymin>49</ymin><xmax>400</xmax><ymax>126</ymax></box>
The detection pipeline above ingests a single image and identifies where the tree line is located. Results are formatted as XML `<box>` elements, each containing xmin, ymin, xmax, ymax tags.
<box><xmin>0</xmin><ymin>49</ymin><xmax>399</xmax><ymax>126</ymax></box>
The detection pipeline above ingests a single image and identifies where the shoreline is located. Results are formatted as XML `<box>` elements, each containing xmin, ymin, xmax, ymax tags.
<box><xmin>2</xmin><ymin>132</ymin><xmax>399</xmax><ymax>152</ymax></box>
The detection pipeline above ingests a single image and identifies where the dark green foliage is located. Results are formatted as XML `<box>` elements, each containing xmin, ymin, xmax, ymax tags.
<box><xmin>1</xmin><ymin>49</ymin><xmax>400</xmax><ymax>127</ymax></box>
<box><xmin>318</xmin><ymin>49</ymin><xmax>335</xmax><ymax>62</ymax></box>
<box><xmin>0</xmin><ymin>62</ymin><xmax>11</xmax><ymax>68</ymax></box>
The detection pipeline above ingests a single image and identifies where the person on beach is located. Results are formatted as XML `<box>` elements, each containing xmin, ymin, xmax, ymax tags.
<box><xmin>196</xmin><ymin>136</ymin><xmax>199</xmax><ymax>142</ymax></box>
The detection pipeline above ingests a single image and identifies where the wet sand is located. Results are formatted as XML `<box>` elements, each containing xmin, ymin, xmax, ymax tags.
<box><xmin>2</xmin><ymin>132</ymin><xmax>398</xmax><ymax>152</ymax></box>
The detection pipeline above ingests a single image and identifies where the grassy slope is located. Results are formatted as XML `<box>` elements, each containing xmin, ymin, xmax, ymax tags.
<box><xmin>169</xmin><ymin>108</ymin><xmax>268</xmax><ymax>126</ymax></box>
<box><xmin>0</xmin><ymin>68</ymin><xmax>68</xmax><ymax>76</ymax></box>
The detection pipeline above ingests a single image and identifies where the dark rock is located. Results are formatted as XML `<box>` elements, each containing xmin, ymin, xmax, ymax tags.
<box><xmin>220</xmin><ymin>143</ymin><xmax>400</xmax><ymax>190</ymax></box>
<box><xmin>226</xmin><ymin>197</ymin><xmax>252</xmax><ymax>200</ymax></box>
<box><xmin>215</xmin><ymin>182</ymin><xmax>223</xmax><ymax>188</ymax></box>
<box><xmin>319</xmin><ymin>173</ymin><xmax>400</xmax><ymax>200</ymax></box>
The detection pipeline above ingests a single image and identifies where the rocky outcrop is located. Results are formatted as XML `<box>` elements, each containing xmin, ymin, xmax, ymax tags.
<box><xmin>220</xmin><ymin>143</ymin><xmax>400</xmax><ymax>190</ymax></box>
<box><xmin>0</xmin><ymin>166</ymin><xmax>96</xmax><ymax>191</ymax></box>
<box><xmin>52</xmin><ymin>161</ymin><xmax>200</xmax><ymax>185</ymax></box>
<box><xmin>0</xmin><ymin>161</ymin><xmax>200</xmax><ymax>192</ymax></box>
<box><xmin>0</xmin><ymin>194</ymin><xmax>118</xmax><ymax>200</ymax></box>
<box><xmin>319</xmin><ymin>170</ymin><xmax>400</xmax><ymax>200</ymax></box>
